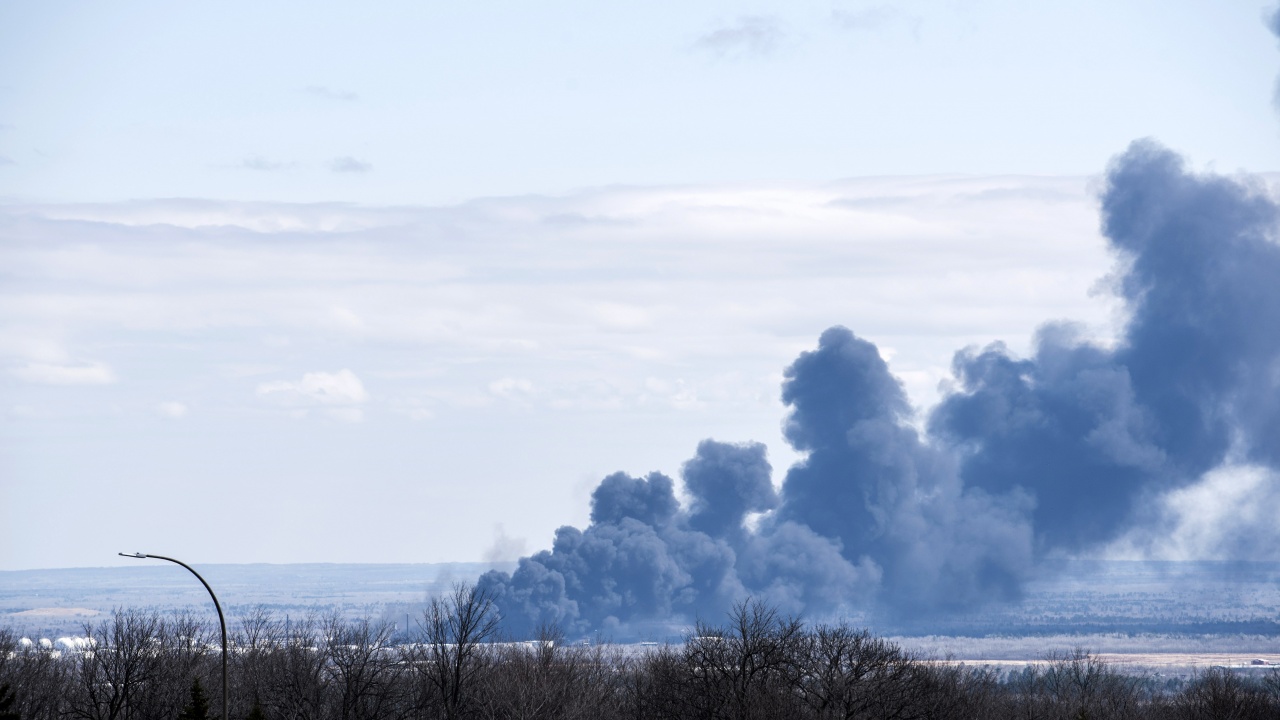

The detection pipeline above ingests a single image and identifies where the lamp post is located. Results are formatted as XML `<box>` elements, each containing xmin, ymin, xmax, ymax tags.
<box><xmin>119</xmin><ymin>552</ymin><xmax>228</xmax><ymax>720</ymax></box>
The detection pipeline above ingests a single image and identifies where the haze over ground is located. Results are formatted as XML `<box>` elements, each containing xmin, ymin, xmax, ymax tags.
<box><xmin>3</xmin><ymin>2</ymin><xmax>1280</xmax><ymax>637</ymax></box>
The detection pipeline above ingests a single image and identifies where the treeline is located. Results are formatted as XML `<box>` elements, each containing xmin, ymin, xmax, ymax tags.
<box><xmin>2</xmin><ymin>587</ymin><xmax>1279</xmax><ymax>720</ymax></box>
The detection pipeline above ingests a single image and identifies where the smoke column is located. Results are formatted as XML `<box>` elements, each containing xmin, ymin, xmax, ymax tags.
<box><xmin>477</xmin><ymin>140</ymin><xmax>1280</xmax><ymax>638</ymax></box>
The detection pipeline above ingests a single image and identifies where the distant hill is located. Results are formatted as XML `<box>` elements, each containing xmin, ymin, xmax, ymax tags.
<box><xmin>0</xmin><ymin>561</ymin><xmax>514</xmax><ymax>636</ymax></box>
<box><xmin>2</xmin><ymin>560</ymin><xmax>1277</xmax><ymax>640</ymax></box>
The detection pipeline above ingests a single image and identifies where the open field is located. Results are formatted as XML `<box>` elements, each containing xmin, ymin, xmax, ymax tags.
<box><xmin>1091</xmin><ymin>653</ymin><xmax>1277</xmax><ymax>669</ymax></box>
<box><xmin>926</xmin><ymin>653</ymin><xmax>1279</xmax><ymax>671</ymax></box>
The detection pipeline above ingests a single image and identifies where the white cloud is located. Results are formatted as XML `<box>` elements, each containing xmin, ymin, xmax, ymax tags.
<box><xmin>11</xmin><ymin>362</ymin><xmax>115</xmax><ymax>385</ymax></box>
<box><xmin>591</xmin><ymin>303</ymin><xmax>652</xmax><ymax>331</ymax></box>
<box><xmin>330</xmin><ymin>156</ymin><xmax>372</xmax><ymax>173</ymax></box>
<box><xmin>157</xmin><ymin>401</ymin><xmax>188</xmax><ymax>418</ymax></box>
<box><xmin>257</xmin><ymin>369</ymin><xmax>368</xmax><ymax>406</ymax></box>
<box><xmin>10</xmin><ymin>198</ymin><xmax>421</xmax><ymax>232</ymax></box>
<box><xmin>242</xmin><ymin>156</ymin><xmax>292</xmax><ymax>171</ymax></box>
<box><xmin>0</xmin><ymin>177</ymin><xmax>1148</xmax><ymax>570</ymax></box>
<box><xmin>0</xmin><ymin>178</ymin><xmax>1117</xmax><ymax>416</ymax></box>
<box><xmin>386</xmin><ymin>395</ymin><xmax>437</xmax><ymax>421</ymax></box>
<box><xmin>642</xmin><ymin>377</ymin><xmax>704</xmax><ymax>410</ymax></box>
<box><xmin>832</xmin><ymin>5</ymin><xmax>922</xmax><ymax>35</ymax></box>
<box><xmin>489</xmin><ymin>377</ymin><xmax>534</xmax><ymax>398</ymax></box>
<box><xmin>694</xmin><ymin>15</ymin><xmax>786</xmax><ymax>58</ymax></box>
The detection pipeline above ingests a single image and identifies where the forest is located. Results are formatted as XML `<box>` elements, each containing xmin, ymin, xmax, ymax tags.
<box><xmin>3</xmin><ymin>586</ymin><xmax>1280</xmax><ymax>720</ymax></box>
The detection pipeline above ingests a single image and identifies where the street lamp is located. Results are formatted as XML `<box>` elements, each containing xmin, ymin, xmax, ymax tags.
<box><xmin>119</xmin><ymin>552</ymin><xmax>228</xmax><ymax>720</ymax></box>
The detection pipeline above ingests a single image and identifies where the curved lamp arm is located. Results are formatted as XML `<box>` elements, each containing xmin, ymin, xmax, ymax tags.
<box><xmin>120</xmin><ymin>552</ymin><xmax>228</xmax><ymax>720</ymax></box>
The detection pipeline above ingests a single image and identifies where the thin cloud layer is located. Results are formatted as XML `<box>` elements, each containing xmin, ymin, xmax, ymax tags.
<box><xmin>0</xmin><ymin>175</ymin><xmax>1120</xmax><ymax>570</ymax></box>
<box><xmin>258</xmin><ymin>369</ymin><xmax>368</xmax><ymax>406</ymax></box>
<box><xmin>694</xmin><ymin>15</ymin><xmax>786</xmax><ymax>58</ymax></box>
<box><xmin>832</xmin><ymin>5</ymin><xmax>921</xmax><ymax>35</ymax></box>
<box><xmin>242</xmin><ymin>156</ymin><xmax>292</xmax><ymax>172</ymax></box>
<box><xmin>11</xmin><ymin>361</ymin><xmax>115</xmax><ymax>386</ymax></box>
<box><xmin>156</xmin><ymin>401</ymin><xmax>188</xmax><ymax>418</ymax></box>
<box><xmin>330</xmin><ymin>156</ymin><xmax>372</xmax><ymax>173</ymax></box>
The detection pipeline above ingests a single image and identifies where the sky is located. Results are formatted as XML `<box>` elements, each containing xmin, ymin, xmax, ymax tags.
<box><xmin>2</xmin><ymin>1</ymin><xmax>1279</xmax><ymax>573</ymax></box>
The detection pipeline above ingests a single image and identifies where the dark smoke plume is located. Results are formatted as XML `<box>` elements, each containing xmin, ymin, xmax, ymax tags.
<box><xmin>478</xmin><ymin>140</ymin><xmax>1280</xmax><ymax>637</ymax></box>
<box><xmin>934</xmin><ymin>141</ymin><xmax>1280</xmax><ymax>552</ymax></box>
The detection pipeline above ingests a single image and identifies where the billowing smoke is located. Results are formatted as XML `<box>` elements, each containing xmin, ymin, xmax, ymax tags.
<box><xmin>478</xmin><ymin>140</ymin><xmax>1280</xmax><ymax>637</ymax></box>
<box><xmin>476</xmin><ymin>443</ymin><xmax>879</xmax><ymax>638</ymax></box>
<box><xmin>935</xmin><ymin>142</ymin><xmax>1280</xmax><ymax>553</ymax></box>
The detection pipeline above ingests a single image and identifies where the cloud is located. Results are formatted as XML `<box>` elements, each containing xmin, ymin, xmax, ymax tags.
<box><xmin>1</xmin><ymin>175</ymin><xmax>1119</xmax><ymax>579</ymax></box>
<box><xmin>489</xmin><ymin>377</ymin><xmax>535</xmax><ymax>399</ymax></box>
<box><xmin>0</xmin><ymin>155</ymin><xmax>14</xmax><ymax>166</ymax></box>
<box><xmin>330</xmin><ymin>156</ymin><xmax>372</xmax><ymax>173</ymax></box>
<box><xmin>693</xmin><ymin>15</ymin><xmax>786</xmax><ymax>58</ymax></box>
<box><xmin>156</xmin><ymin>401</ymin><xmax>188</xmax><ymax>418</ymax></box>
<box><xmin>11</xmin><ymin>362</ymin><xmax>115</xmax><ymax>385</ymax></box>
<box><xmin>0</xmin><ymin>175</ymin><xmax>1110</xmax><ymax>429</ymax></box>
<box><xmin>832</xmin><ymin>5</ymin><xmax>920</xmax><ymax>34</ymax></box>
<box><xmin>10</xmin><ymin>197</ymin><xmax>420</xmax><ymax>232</ymax></box>
<box><xmin>242</xmin><ymin>156</ymin><xmax>291</xmax><ymax>171</ymax></box>
<box><xmin>257</xmin><ymin>369</ymin><xmax>368</xmax><ymax>406</ymax></box>
<box><xmin>11</xmin><ymin>135</ymin><xmax>1276</xmax><ymax>608</ymax></box>
<box><xmin>304</xmin><ymin>85</ymin><xmax>358</xmax><ymax>102</ymax></box>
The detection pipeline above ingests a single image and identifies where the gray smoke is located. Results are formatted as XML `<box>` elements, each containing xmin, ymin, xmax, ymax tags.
<box><xmin>478</xmin><ymin>139</ymin><xmax>1280</xmax><ymax>637</ymax></box>
<box><xmin>933</xmin><ymin>140</ymin><xmax>1280</xmax><ymax>552</ymax></box>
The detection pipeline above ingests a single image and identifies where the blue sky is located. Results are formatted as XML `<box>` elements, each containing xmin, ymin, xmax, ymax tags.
<box><xmin>2</xmin><ymin>1</ymin><xmax>1279</xmax><ymax>572</ymax></box>
<box><xmin>2</xmin><ymin>1</ymin><xmax>1276</xmax><ymax>204</ymax></box>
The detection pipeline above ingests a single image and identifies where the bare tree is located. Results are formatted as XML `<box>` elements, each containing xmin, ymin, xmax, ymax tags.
<box><xmin>626</xmin><ymin>644</ymin><xmax>685</xmax><ymax>720</ymax></box>
<box><xmin>1174</xmin><ymin>667</ymin><xmax>1271</xmax><ymax>720</ymax></box>
<box><xmin>0</xmin><ymin>628</ymin><xmax>70</xmax><ymax>720</ymax></box>
<box><xmin>1008</xmin><ymin>648</ymin><xmax>1149</xmax><ymax>720</ymax></box>
<box><xmin>1264</xmin><ymin>668</ymin><xmax>1280</xmax><ymax>703</ymax></box>
<box><xmin>907</xmin><ymin>663</ymin><xmax>1005</xmax><ymax>720</ymax></box>
<box><xmin>67</xmin><ymin>610</ymin><xmax>166</xmax><ymax>720</ymax></box>
<box><xmin>152</xmin><ymin>610</ymin><xmax>218</xmax><ymax>720</ymax></box>
<box><xmin>407</xmin><ymin>582</ymin><xmax>500</xmax><ymax>720</ymax></box>
<box><xmin>797</xmin><ymin>623</ymin><xmax>918</xmax><ymax>720</ymax></box>
<box><xmin>324</xmin><ymin>614</ymin><xmax>403</xmax><ymax>720</ymax></box>
<box><xmin>22</xmin><ymin>602</ymin><xmax>1278</xmax><ymax>720</ymax></box>
<box><xmin>682</xmin><ymin>598</ymin><xmax>806</xmax><ymax>720</ymax></box>
<box><xmin>477</xmin><ymin>625</ymin><xmax>626</xmax><ymax>720</ymax></box>
<box><xmin>230</xmin><ymin>606</ymin><xmax>283</xmax><ymax>716</ymax></box>
<box><xmin>257</xmin><ymin>613</ymin><xmax>332</xmax><ymax>720</ymax></box>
